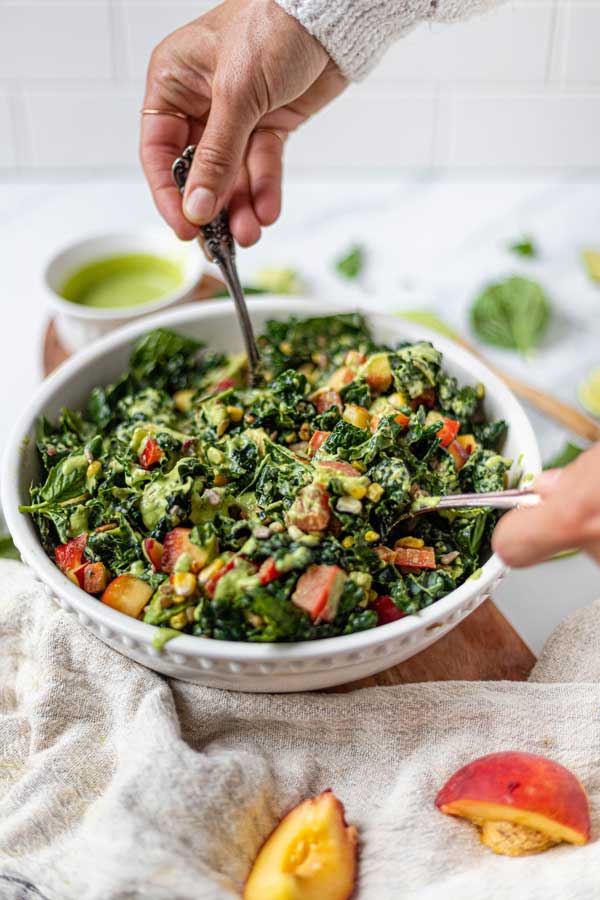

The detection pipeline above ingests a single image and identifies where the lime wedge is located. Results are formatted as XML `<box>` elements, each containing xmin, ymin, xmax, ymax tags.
<box><xmin>582</xmin><ymin>250</ymin><xmax>600</xmax><ymax>283</ymax></box>
<box><xmin>396</xmin><ymin>310</ymin><xmax>460</xmax><ymax>341</ymax></box>
<box><xmin>578</xmin><ymin>367</ymin><xmax>600</xmax><ymax>418</ymax></box>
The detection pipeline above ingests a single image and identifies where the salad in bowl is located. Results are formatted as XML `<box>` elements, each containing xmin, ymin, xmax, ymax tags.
<box><xmin>20</xmin><ymin>312</ymin><xmax>513</xmax><ymax>650</ymax></box>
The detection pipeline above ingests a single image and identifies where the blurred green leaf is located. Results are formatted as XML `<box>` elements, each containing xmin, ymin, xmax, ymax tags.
<box><xmin>335</xmin><ymin>245</ymin><xmax>364</xmax><ymax>280</ymax></box>
<box><xmin>544</xmin><ymin>442</ymin><xmax>583</xmax><ymax>470</ymax></box>
<box><xmin>509</xmin><ymin>236</ymin><xmax>537</xmax><ymax>258</ymax></box>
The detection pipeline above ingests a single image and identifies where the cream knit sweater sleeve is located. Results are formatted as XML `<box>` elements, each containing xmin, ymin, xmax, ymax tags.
<box><xmin>274</xmin><ymin>0</ymin><xmax>503</xmax><ymax>80</ymax></box>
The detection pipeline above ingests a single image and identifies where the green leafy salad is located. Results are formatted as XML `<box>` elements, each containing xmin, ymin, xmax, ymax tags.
<box><xmin>21</xmin><ymin>314</ymin><xmax>511</xmax><ymax>645</ymax></box>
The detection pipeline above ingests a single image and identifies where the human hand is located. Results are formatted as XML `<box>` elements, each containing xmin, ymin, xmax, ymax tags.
<box><xmin>141</xmin><ymin>0</ymin><xmax>346</xmax><ymax>246</ymax></box>
<box><xmin>492</xmin><ymin>444</ymin><xmax>600</xmax><ymax>566</ymax></box>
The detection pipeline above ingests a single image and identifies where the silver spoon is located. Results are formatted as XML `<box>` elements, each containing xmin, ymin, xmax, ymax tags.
<box><xmin>172</xmin><ymin>145</ymin><xmax>261</xmax><ymax>384</ymax></box>
<box><xmin>409</xmin><ymin>488</ymin><xmax>540</xmax><ymax>518</ymax></box>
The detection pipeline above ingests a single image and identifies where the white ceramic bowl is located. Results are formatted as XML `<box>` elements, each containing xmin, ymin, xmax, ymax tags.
<box><xmin>45</xmin><ymin>228</ymin><xmax>204</xmax><ymax>353</ymax></box>
<box><xmin>2</xmin><ymin>299</ymin><xmax>540</xmax><ymax>692</ymax></box>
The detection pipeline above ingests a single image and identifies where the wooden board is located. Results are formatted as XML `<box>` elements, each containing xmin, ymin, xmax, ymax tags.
<box><xmin>42</xmin><ymin>276</ymin><xmax>536</xmax><ymax>687</ymax></box>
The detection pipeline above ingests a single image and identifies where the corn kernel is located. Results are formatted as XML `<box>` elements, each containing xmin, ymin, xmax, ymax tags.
<box><xmin>389</xmin><ymin>391</ymin><xmax>408</xmax><ymax>409</ymax></box>
<box><xmin>198</xmin><ymin>558</ymin><xmax>225</xmax><ymax>584</ymax></box>
<box><xmin>396</xmin><ymin>536</ymin><xmax>424</xmax><ymax>549</ymax></box>
<box><xmin>299</xmin><ymin>422</ymin><xmax>311</xmax><ymax>441</ymax></box>
<box><xmin>366</xmin><ymin>483</ymin><xmax>384</xmax><ymax>502</ymax></box>
<box><xmin>169</xmin><ymin>612</ymin><xmax>188</xmax><ymax>630</ymax></box>
<box><xmin>226</xmin><ymin>405</ymin><xmax>244</xmax><ymax>422</ymax></box>
<box><xmin>214</xmin><ymin>472</ymin><xmax>228</xmax><ymax>486</ymax></box>
<box><xmin>87</xmin><ymin>460</ymin><xmax>102</xmax><ymax>479</ymax></box>
<box><xmin>279</xmin><ymin>340</ymin><xmax>293</xmax><ymax>355</ymax></box>
<box><xmin>347</xmin><ymin>482</ymin><xmax>368</xmax><ymax>500</ymax></box>
<box><xmin>174</xmin><ymin>389</ymin><xmax>194</xmax><ymax>412</ymax></box>
<box><xmin>342</xmin><ymin>403</ymin><xmax>370</xmax><ymax>430</ymax></box>
<box><xmin>172</xmin><ymin>572</ymin><xmax>197</xmax><ymax>597</ymax></box>
<box><xmin>352</xmin><ymin>460</ymin><xmax>367</xmax><ymax>473</ymax></box>
<box><xmin>342</xmin><ymin>536</ymin><xmax>355</xmax><ymax>549</ymax></box>
<box><xmin>364</xmin><ymin>530</ymin><xmax>380</xmax><ymax>543</ymax></box>
<box><xmin>216</xmin><ymin>419</ymin><xmax>229</xmax><ymax>437</ymax></box>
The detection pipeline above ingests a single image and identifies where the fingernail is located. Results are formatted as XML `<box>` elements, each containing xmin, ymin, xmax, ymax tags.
<box><xmin>183</xmin><ymin>187</ymin><xmax>217</xmax><ymax>224</ymax></box>
<box><xmin>534</xmin><ymin>468</ymin><xmax>562</xmax><ymax>493</ymax></box>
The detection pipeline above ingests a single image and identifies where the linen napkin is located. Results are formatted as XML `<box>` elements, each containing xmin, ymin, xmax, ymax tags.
<box><xmin>0</xmin><ymin>559</ymin><xmax>598</xmax><ymax>900</ymax></box>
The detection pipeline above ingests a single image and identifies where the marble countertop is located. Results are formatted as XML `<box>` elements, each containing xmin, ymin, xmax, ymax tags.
<box><xmin>1</xmin><ymin>173</ymin><xmax>599</xmax><ymax>654</ymax></box>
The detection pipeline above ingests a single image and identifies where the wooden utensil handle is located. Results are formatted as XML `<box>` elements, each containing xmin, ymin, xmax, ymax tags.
<box><xmin>454</xmin><ymin>335</ymin><xmax>600</xmax><ymax>444</ymax></box>
<box><xmin>498</xmin><ymin>373</ymin><xmax>600</xmax><ymax>443</ymax></box>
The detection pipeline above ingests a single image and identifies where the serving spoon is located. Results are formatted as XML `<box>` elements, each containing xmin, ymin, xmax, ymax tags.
<box><xmin>172</xmin><ymin>145</ymin><xmax>261</xmax><ymax>384</ymax></box>
<box><xmin>408</xmin><ymin>487</ymin><xmax>540</xmax><ymax>518</ymax></box>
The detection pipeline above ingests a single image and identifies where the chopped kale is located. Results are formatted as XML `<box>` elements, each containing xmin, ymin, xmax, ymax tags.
<box><xmin>21</xmin><ymin>316</ymin><xmax>510</xmax><ymax>644</ymax></box>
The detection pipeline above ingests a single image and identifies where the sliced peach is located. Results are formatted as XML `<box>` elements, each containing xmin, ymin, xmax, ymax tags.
<box><xmin>244</xmin><ymin>790</ymin><xmax>357</xmax><ymax>900</ymax></box>
<box><xmin>311</xmin><ymin>389</ymin><xmax>343</xmax><ymax>415</ymax></box>
<box><xmin>101</xmin><ymin>574</ymin><xmax>153</xmax><ymax>619</ymax></box>
<box><xmin>161</xmin><ymin>527</ymin><xmax>213</xmax><ymax>573</ymax></box>
<box><xmin>286</xmin><ymin>484</ymin><xmax>331</xmax><ymax>533</ymax></box>
<box><xmin>74</xmin><ymin>561</ymin><xmax>109</xmax><ymax>594</ymax></box>
<box><xmin>328</xmin><ymin>366</ymin><xmax>355</xmax><ymax>392</ymax></box>
<box><xmin>361</xmin><ymin>353</ymin><xmax>392</xmax><ymax>393</ymax></box>
<box><xmin>307</xmin><ymin>431</ymin><xmax>331</xmax><ymax>458</ymax></box>
<box><xmin>143</xmin><ymin>537</ymin><xmax>164</xmax><ymax>572</ymax></box>
<box><xmin>342</xmin><ymin>404</ymin><xmax>370</xmax><ymax>430</ymax></box>
<box><xmin>55</xmin><ymin>533</ymin><xmax>88</xmax><ymax>575</ymax></box>
<box><xmin>436</xmin><ymin>751</ymin><xmax>591</xmax><ymax>856</ymax></box>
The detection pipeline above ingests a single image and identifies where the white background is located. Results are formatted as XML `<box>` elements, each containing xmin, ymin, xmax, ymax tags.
<box><xmin>0</xmin><ymin>0</ymin><xmax>600</xmax><ymax>172</ymax></box>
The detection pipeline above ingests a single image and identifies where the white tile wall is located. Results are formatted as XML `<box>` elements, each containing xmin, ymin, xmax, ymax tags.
<box><xmin>372</xmin><ymin>2</ymin><xmax>555</xmax><ymax>83</ymax></box>
<box><xmin>0</xmin><ymin>96</ymin><xmax>17</xmax><ymax>168</ymax></box>
<box><xmin>24</xmin><ymin>92</ymin><xmax>141</xmax><ymax>167</ymax></box>
<box><xmin>564</xmin><ymin>3</ymin><xmax>600</xmax><ymax>82</ymax></box>
<box><xmin>444</xmin><ymin>91</ymin><xmax>600</xmax><ymax>167</ymax></box>
<box><xmin>0</xmin><ymin>0</ymin><xmax>599</xmax><ymax>172</ymax></box>
<box><xmin>0</xmin><ymin>3</ymin><xmax>113</xmax><ymax>81</ymax></box>
<box><xmin>123</xmin><ymin>2</ymin><xmax>213</xmax><ymax>79</ymax></box>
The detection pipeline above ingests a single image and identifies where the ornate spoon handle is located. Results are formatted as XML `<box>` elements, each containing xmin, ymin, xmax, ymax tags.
<box><xmin>172</xmin><ymin>145</ymin><xmax>261</xmax><ymax>382</ymax></box>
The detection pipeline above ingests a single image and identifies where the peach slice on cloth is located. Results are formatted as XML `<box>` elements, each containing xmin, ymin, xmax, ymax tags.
<box><xmin>244</xmin><ymin>790</ymin><xmax>357</xmax><ymax>900</ymax></box>
<box><xmin>436</xmin><ymin>751</ymin><xmax>591</xmax><ymax>856</ymax></box>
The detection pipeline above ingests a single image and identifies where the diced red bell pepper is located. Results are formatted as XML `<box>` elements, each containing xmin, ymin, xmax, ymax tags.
<box><xmin>314</xmin><ymin>390</ymin><xmax>343</xmax><ymax>415</ymax></box>
<box><xmin>258</xmin><ymin>557</ymin><xmax>281</xmax><ymax>586</ymax></box>
<box><xmin>210</xmin><ymin>378</ymin><xmax>236</xmax><ymax>394</ymax></box>
<box><xmin>75</xmin><ymin>561</ymin><xmax>109</xmax><ymax>594</ymax></box>
<box><xmin>373</xmin><ymin>595</ymin><xmax>406</xmax><ymax>626</ymax></box>
<box><xmin>308</xmin><ymin>430</ymin><xmax>331</xmax><ymax>458</ymax></box>
<box><xmin>436</xmin><ymin>417</ymin><xmax>461</xmax><ymax>448</ymax></box>
<box><xmin>139</xmin><ymin>437</ymin><xmax>163</xmax><ymax>470</ymax></box>
<box><xmin>55</xmin><ymin>533</ymin><xmax>88</xmax><ymax>574</ymax></box>
<box><xmin>447</xmin><ymin>439</ymin><xmax>470</xmax><ymax>470</ymax></box>
<box><xmin>394</xmin><ymin>546</ymin><xmax>437</xmax><ymax>570</ymax></box>
<box><xmin>292</xmin><ymin>564</ymin><xmax>347</xmax><ymax>623</ymax></box>
<box><xmin>374</xmin><ymin>545</ymin><xmax>396</xmax><ymax>564</ymax></box>
<box><xmin>410</xmin><ymin>388</ymin><xmax>436</xmax><ymax>411</ymax></box>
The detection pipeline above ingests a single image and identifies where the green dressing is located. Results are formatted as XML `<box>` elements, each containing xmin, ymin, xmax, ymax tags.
<box><xmin>61</xmin><ymin>253</ymin><xmax>185</xmax><ymax>309</ymax></box>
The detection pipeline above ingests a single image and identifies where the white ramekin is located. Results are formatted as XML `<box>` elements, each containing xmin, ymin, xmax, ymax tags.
<box><xmin>44</xmin><ymin>229</ymin><xmax>204</xmax><ymax>353</ymax></box>
<box><xmin>2</xmin><ymin>299</ymin><xmax>540</xmax><ymax>692</ymax></box>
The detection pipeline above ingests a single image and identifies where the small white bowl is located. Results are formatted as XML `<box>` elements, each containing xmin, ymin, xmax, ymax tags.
<box><xmin>2</xmin><ymin>298</ymin><xmax>541</xmax><ymax>692</ymax></box>
<box><xmin>45</xmin><ymin>229</ymin><xmax>204</xmax><ymax>353</ymax></box>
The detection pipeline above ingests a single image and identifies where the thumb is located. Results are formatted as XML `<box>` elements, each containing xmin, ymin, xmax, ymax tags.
<box><xmin>183</xmin><ymin>89</ymin><xmax>258</xmax><ymax>225</ymax></box>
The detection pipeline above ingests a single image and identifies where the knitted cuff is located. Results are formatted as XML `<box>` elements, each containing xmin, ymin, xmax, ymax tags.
<box><xmin>274</xmin><ymin>0</ymin><xmax>501</xmax><ymax>80</ymax></box>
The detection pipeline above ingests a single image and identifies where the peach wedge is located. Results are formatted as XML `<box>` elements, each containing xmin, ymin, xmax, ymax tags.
<box><xmin>244</xmin><ymin>790</ymin><xmax>358</xmax><ymax>900</ymax></box>
<box><xmin>436</xmin><ymin>751</ymin><xmax>591</xmax><ymax>856</ymax></box>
